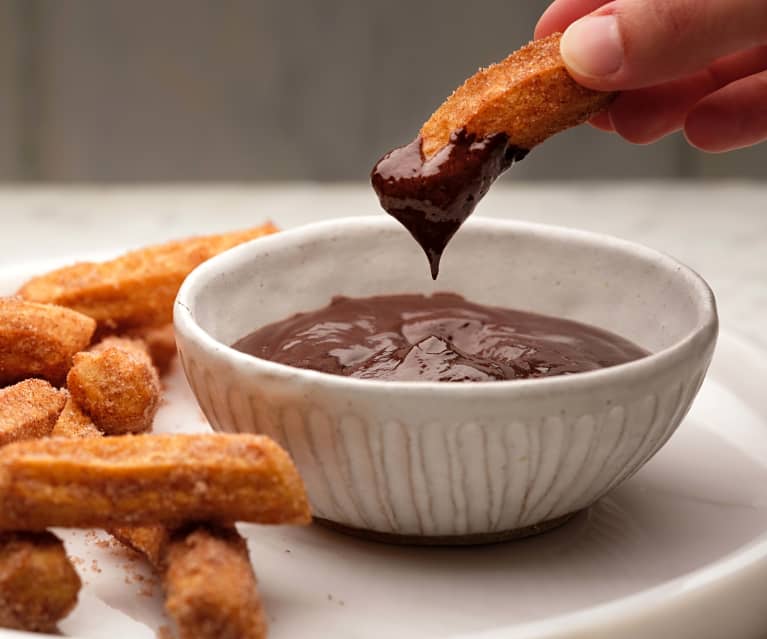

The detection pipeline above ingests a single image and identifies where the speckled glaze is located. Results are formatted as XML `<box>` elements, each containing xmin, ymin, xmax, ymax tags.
<box><xmin>174</xmin><ymin>217</ymin><xmax>718</xmax><ymax>542</ymax></box>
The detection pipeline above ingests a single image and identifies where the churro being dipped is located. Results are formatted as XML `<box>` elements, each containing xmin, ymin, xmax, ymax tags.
<box><xmin>18</xmin><ymin>223</ymin><xmax>278</xmax><ymax>332</ymax></box>
<box><xmin>0</xmin><ymin>380</ymin><xmax>67</xmax><ymax>447</ymax></box>
<box><xmin>0</xmin><ymin>433</ymin><xmax>311</xmax><ymax>530</ymax></box>
<box><xmin>371</xmin><ymin>33</ymin><xmax>614</xmax><ymax>278</ymax></box>
<box><xmin>419</xmin><ymin>33</ymin><xmax>614</xmax><ymax>157</ymax></box>
<box><xmin>0</xmin><ymin>298</ymin><xmax>96</xmax><ymax>386</ymax></box>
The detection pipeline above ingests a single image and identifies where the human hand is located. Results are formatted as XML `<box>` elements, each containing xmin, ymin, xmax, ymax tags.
<box><xmin>536</xmin><ymin>0</ymin><xmax>767</xmax><ymax>152</ymax></box>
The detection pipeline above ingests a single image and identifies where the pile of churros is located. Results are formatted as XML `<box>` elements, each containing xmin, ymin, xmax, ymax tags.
<box><xmin>0</xmin><ymin>222</ymin><xmax>311</xmax><ymax>638</ymax></box>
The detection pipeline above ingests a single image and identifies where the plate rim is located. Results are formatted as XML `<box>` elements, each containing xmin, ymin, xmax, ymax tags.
<box><xmin>447</xmin><ymin>329</ymin><xmax>767</xmax><ymax>639</ymax></box>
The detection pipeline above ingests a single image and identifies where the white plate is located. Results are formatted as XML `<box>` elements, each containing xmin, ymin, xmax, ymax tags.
<box><xmin>2</xmin><ymin>261</ymin><xmax>767</xmax><ymax>639</ymax></box>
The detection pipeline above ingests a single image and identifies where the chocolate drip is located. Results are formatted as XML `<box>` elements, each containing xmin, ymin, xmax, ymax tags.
<box><xmin>371</xmin><ymin>130</ymin><xmax>528</xmax><ymax>279</ymax></box>
<box><xmin>233</xmin><ymin>293</ymin><xmax>647</xmax><ymax>383</ymax></box>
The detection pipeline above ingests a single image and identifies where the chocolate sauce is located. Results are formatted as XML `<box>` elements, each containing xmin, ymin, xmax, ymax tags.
<box><xmin>232</xmin><ymin>293</ymin><xmax>647</xmax><ymax>383</ymax></box>
<box><xmin>371</xmin><ymin>130</ymin><xmax>528</xmax><ymax>279</ymax></box>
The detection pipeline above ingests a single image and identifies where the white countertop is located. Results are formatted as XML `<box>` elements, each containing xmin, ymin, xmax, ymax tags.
<box><xmin>0</xmin><ymin>182</ymin><xmax>764</xmax><ymax>349</ymax></box>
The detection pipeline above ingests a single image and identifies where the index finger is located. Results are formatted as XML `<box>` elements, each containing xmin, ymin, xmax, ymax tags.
<box><xmin>535</xmin><ymin>0</ymin><xmax>611</xmax><ymax>39</ymax></box>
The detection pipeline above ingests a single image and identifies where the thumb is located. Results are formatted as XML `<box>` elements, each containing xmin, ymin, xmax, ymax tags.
<box><xmin>560</xmin><ymin>0</ymin><xmax>767</xmax><ymax>90</ymax></box>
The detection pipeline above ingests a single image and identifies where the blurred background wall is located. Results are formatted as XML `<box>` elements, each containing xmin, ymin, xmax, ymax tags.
<box><xmin>1</xmin><ymin>0</ymin><xmax>764</xmax><ymax>183</ymax></box>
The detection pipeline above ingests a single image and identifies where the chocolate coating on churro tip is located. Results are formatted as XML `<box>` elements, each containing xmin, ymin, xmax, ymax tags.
<box><xmin>371</xmin><ymin>129</ymin><xmax>527</xmax><ymax>279</ymax></box>
<box><xmin>371</xmin><ymin>34</ymin><xmax>614</xmax><ymax>279</ymax></box>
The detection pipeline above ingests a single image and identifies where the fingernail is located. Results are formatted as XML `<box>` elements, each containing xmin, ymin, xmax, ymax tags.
<box><xmin>561</xmin><ymin>15</ymin><xmax>623</xmax><ymax>78</ymax></box>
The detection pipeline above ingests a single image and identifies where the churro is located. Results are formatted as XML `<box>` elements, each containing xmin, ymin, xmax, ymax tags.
<box><xmin>0</xmin><ymin>298</ymin><xmax>96</xmax><ymax>386</ymax></box>
<box><xmin>73</xmin><ymin>401</ymin><xmax>266</xmax><ymax>639</ymax></box>
<box><xmin>50</xmin><ymin>397</ymin><xmax>102</xmax><ymax>439</ymax></box>
<box><xmin>18</xmin><ymin>223</ymin><xmax>278</xmax><ymax>332</ymax></box>
<box><xmin>0</xmin><ymin>380</ymin><xmax>66</xmax><ymax>447</ymax></box>
<box><xmin>67</xmin><ymin>337</ymin><xmax>161</xmax><ymax>435</ymax></box>
<box><xmin>125</xmin><ymin>324</ymin><xmax>177</xmax><ymax>374</ymax></box>
<box><xmin>109</xmin><ymin>524</ymin><xmax>168</xmax><ymax>569</ymax></box>
<box><xmin>0</xmin><ymin>382</ymin><xmax>81</xmax><ymax>633</ymax></box>
<box><xmin>112</xmin><ymin>524</ymin><xmax>267</xmax><ymax>639</ymax></box>
<box><xmin>164</xmin><ymin>525</ymin><xmax>266</xmax><ymax>639</ymax></box>
<box><xmin>0</xmin><ymin>531</ymin><xmax>81</xmax><ymax>632</ymax></box>
<box><xmin>420</xmin><ymin>33</ymin><xmax>614</xmax><ymax>158</ymax></box>
<box><xmin>372</xmin><ymin>34</ymin><xmax>614</xmax><ymax>278</ymax></box>
<box><xmin>0</xmin><ymin>433</ymin><xmax>311</xmax><ymax>530</ymax></box>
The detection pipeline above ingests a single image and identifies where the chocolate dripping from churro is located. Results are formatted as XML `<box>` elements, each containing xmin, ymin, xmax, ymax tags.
<box><xmin>371</xmin><ymin>129</ymin><xmax>528</xmax><ymax>279</ymax></box>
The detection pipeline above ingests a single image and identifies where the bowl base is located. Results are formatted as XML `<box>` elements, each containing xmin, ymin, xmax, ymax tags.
<box><xmin>314</xmin><ymin>510</ymin><xmax>580</xmax><ymax>546</ymax></box>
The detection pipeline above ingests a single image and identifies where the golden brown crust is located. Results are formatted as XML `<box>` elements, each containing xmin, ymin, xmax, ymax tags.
<box><xmin>66</xmin><ymin>338</ymin><xmax>161</xmax><ymax>435</ymax></box>
<box><xmin>18</xmin><ymin>223</ymin><xmax>279</xmax><ymax>332</ymax></box>
<box><xmin>112</xmin><ymin>523</ymin><xmax>267</xmax><ymax>639</ymax></box>
<box><xmin>163</xmin><ymin>524</ymin><xmax>267</xmax><ymax>639</ymax></box>
<box><xmin>0</xmin><ymin>380</ymin><xmax>67</xmax><ymax>447</ymax></box>
<box><xmin>109</xmin><ymin>524</ymin><xmax>169</xmax><ymax>569</ymax></box>
<box><xmin>125</xmin><ymin>324</ymin><xmax>177</xmax><ymax>375</ymax></box>
<box><xmin>88</xmin><ymin>335</ymin><xmax>149</xmax><ymax>356</ymax></box>
<box><xmin>420</xmin><ymin>33</ymin><xmax>615</xmax><ymax>158</ymax></box>
<box><xmin>111</xmin><ymin>523</ymin><xmax>266</xmax><ymax>639</ymax></box>
<box><xmin>0</xmin><ymin>531</ymin><xmax>81</xmax><ymax>632</ymax></box>
<box><xmin>50</xmin><ymin>397</ymin><xmax>102</xmax><ymax>439</ymax></box>
<box><xmin>0</xmin><ymin>298</ymin><xmax>96</xmax><ymax>386</ymax></box>
<box><xmin>0</xmin><ymin>433</ymin><xmax>311</xmax><ymax>530</ymax></box>
<box><xmin>43</xmin><ymin>335</ymin><xmax>277</xmax><ymax>638</ymax></box>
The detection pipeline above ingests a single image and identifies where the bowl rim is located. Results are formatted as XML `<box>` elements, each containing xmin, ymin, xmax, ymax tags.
<box><xmin>175</xmin><ymin>216</ymin><xmax>718</xmax><ymax>397</ymax></box>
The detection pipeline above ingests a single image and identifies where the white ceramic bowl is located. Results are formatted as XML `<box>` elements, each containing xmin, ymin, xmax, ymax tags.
<box><xmin>174</xmin><ymin>217</ymin><xmax>718</xmax><ymax>544</ymax></box>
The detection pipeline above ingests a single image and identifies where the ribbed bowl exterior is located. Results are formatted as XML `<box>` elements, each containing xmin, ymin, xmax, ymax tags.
<box><xmin>178</xmin><ymin>339</ymin><xmax>713</xmax><ymax>537</ymax></box>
